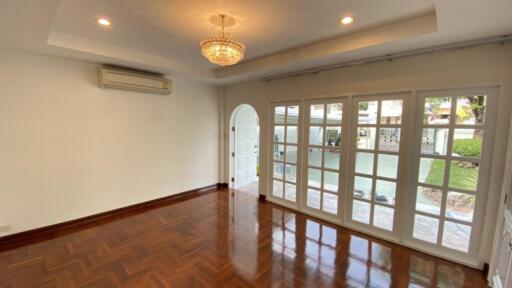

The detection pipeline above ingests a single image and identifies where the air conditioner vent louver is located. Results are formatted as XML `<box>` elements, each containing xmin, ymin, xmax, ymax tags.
<box><xmin>99</xmin><ymin>66</ymin><xmax>172</xmax><ymax>95</ymax></box>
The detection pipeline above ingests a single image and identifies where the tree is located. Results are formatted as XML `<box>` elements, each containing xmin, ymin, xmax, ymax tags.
<box><xmin>466</xmin><ymin>96</ymin><xmax>485</xmax><ymax>124</ymax></box>
<box><xmin>465</xmin><ymin>95</ymin><xmax>485</xmax><ymax>138</ymax></box>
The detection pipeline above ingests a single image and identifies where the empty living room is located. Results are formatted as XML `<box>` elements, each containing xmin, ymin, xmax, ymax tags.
<box><xmin>1</xmin><ymin>0</ymin><xmax>512</xmax><ymax>287</ymax></box>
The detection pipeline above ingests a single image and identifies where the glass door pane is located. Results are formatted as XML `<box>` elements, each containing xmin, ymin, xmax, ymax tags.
<box><xmin>303</xmin><ymin>100</ymin><xmax>345</xmax><ymax>217</ymax></box>
<box><xmin>411</xmin><ymin>93</ymin><xmax>488</xmax><ymax>254</ymax></box>
<box><xmin>271</xmin><ymin>104</ymin><xmax>301</xmax><ymax>203</ymax></box>
<box><xmin>349</xmin><ymin>98</ymin><xmax>404</xmax><ymax>232</ymax></box>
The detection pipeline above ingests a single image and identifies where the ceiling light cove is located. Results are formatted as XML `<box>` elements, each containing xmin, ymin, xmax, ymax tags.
<box><xmin>96</xmin><ymin>17</ymin><xmax>112</xmax><ymax>27</ymax></box>
<box><xmin>200</xmin><ymin>14</ymin><xmax>245</xmax><ymax>67</ymax></box>
<box><xmin>341</xmin><ymin>16</ymin><xmax>354</xmax><ymax>25</ymax></box>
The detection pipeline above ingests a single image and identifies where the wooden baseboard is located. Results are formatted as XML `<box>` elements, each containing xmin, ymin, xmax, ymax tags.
<box><xmin>482</xmin><ymin>262</ymin><xmax>489</xmax><ymax>278</ymax></box>
<box><xmin>0</xmin><ymin>183</ymin><xmax>228</xmax><ymax>250</ymax></box>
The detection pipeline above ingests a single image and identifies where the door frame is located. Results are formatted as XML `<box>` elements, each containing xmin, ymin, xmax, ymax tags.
<box><xmin>229</xmin><ymin>104</ymin><xmax>260</xmax><ymax>190</ymax></box>
<box><xmin>489</xmin><ymin>118</ymin><xmax>512</xmax><ymax>284</ymax></box>
<box><xmin>345</xmin><ymin>93</ymin><xmax>410</xmax><ymax>243</ymax></box>
<box><xmin>300</xmin><ymin>97</ymin><xmax>349</xmax><ymax>225</ymax></box>
<box><xmin>268</xmin><ymin>101</ymin><xmax>303</xmax><ymax>210</ymax></box>
<box><xmin>262</xmin><ymin>86</ymin><xmax>500</xmax><ymax>268</ymax></box>
<box><xmin>404</xmin><ymin>86</ymin><xmax>499</xmax><ymax>267</ymax></box>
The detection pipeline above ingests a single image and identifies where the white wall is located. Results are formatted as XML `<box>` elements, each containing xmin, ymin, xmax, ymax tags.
<box><xmin>0</xmin><ymin>49</ymin><xmax>220</xmax><ymax>236</ymax></box>
<box><xmin>221</xmin><ymin>43</ymin><xmax>512</xmax><ymax>266</ymax></box>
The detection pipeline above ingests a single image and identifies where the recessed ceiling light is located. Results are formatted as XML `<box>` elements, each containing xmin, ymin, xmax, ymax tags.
<box><xmin>96</xmin><ymin>18</ymin><xmax>112</xmax><ymax>27</ymax></box>
<box><xmin>341</xmin><ymin>16</ymin><xmax>354</xmax><ymax>25</ymax></box>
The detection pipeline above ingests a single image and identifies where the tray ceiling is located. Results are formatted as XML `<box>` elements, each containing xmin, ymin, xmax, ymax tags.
<box><xmin>0</xmin><ymin>0</ymin><xmax>511</xmax><ymax>84</ymax></box>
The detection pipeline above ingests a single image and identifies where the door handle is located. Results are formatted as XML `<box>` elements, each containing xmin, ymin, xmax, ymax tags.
<box><xmin>509</xmin><ymin>239</ymin><xmax>512</xmax><ymax>250</ymax></box>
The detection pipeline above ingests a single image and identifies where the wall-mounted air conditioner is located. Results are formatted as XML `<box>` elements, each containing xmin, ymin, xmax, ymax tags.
<box><xmin>99</xmin><ymin>66</ymin><xmax>172</xmax><ymax>95</ymax></box>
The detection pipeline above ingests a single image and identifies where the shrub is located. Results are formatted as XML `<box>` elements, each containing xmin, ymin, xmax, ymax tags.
<box><xmin>452</xmin><ymin>138</ymin><xmax>481</xmax><ymax>158</ymax></box>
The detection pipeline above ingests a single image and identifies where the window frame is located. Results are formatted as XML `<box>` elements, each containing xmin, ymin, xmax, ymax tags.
<box><xmin>300</xmin><ymin>98</ymin><xmax>349</xmax><ymax>223</ymax></box>
<box><xmin>268</xmin><ymin>101</ymin><xmax>303</xmax><ymax>209</ymax></box>
<box><xmin>263</xmin><ymin>87</ymin><xmax>499</xmax><ymax>267</ymax></box>
<box><xmin>345</xmin><ymin>93</ymin><xmax>409</xmax><ymax>240</ymax></box>
<box><xmin>404</xmin><ymin>87</ymin><xmax>499</xmax><ymax>264</ymax></box>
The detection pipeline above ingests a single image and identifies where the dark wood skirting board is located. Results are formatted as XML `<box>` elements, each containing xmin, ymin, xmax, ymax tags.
<box><xmin>0</xmin><ymin>183</ymin><xmax>229</xmax><ymax>251</ymax></box>
<box><xmin>482</xmin><ymin>262</ymin><xmax>489</xmax><ymax>278</ymax></box>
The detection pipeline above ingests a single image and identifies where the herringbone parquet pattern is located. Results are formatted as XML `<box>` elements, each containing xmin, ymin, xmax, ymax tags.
<box><xmin>0</xmin><ymin>188</ymin><xmax>486</xmax><ymax>287</ymax></box>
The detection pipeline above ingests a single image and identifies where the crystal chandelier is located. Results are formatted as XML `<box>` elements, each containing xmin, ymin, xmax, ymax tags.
<box><xmin>200</xmin><ymin>15</ymin><xmax>245</xmax><ymax>66</ymax></box>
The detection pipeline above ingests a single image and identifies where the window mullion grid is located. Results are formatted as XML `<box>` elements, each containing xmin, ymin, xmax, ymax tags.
<box><xmin>417</xmin><ymin>181</ymin><xmax>443</xmax><ymax>191</ymax></box>
<box><xmin>454</xmin><ymin>124</ymin><xmax>484</xmax><ymax>129</ymax></box>
<box><xmin>375</xmin><ymin>175</ymin><xmax>398</xmax><ymax>182</ymax></box>
<box><xmin>354</xmin><ymin>197</ymin><xmax>372</xmax><ymax>204</ymax></box>
<box><xmin>323</xmin><ymin>189</ymin><xmax>338</xmax><ymax>196</ymax></box>
<box><xmin>450</xmin><ymin>156</ymin><xmax>481</xmax><ymax>164</ymax></box>
<box><xmin>273</xmin><ymin>107</ymin><xmax>284</xmax><ymax>199</ymax></box>
<box><xmin>356</xmin><ymin>148</ymin><xmax>375</xmax><ymax>154</ymax></box>
<box><xmin>369</xmin><ymin>100</ymin><xmax>382</xmax><ymax>226</ymax></box>
<box><xmin>374</xmin><ymin>201</ymin><xmax>394</xmax><ymax>209</ymax></box>
<box><xmin>295</xmin><ymin>104</ymin><xmax>302</xmax><ymax>204</ymax></box>
<box><xmin>354</xmin><ymin>172</ymin><xmax>373</xmax><ymax>178</ymax></box>
<box><xmin>446</xmin><ymin>186</ymin><xmax>477</xmax><ymax>195</ymax></box>
<box><xmin>274</xmin><ymin>157</ymin><xmax>284</xmax><ymax>182</ymax></box>
<box><xmin>419</xmin><ymin>153</ymin><xmax>449</xmax><ymax>161</ymax></box>
<box><xmin>284</xmin><ymin>180</ymin><xmax>296</xmax><ymax>185</ymax></box>
<box><xmin>282</xmin><ymin>107</ymin><xmax>288</xmax><ymax>197</ymax></box>
<box><xmin>309</xmin><ymin>144</ymin><xmax>323</xmax><ymax>149</ymax></box>
<box><xmin>444</xmin><ymin>215</ymin><xmax>474</xmax><ymax>226</ymax></box>
<box><xmin>374</xmin><ymin>150</ymin><xmax>399</xmax><ymax>157</ymax></box>
<box><xmin>378</xmin><ymin>123</ymin><xmax>402</xmax><ymax>128</ymax></box>
<box><xmin>303</xmin><ymin>105</ymin><xmax>311</xmax><ymax>210</ymax></box>
<box><xmin>436</xmin><ymin>96</ymin><xmax>457</xmax><ymax>246</ymax></box>
<box><xmin>319</xmin><ymin>104</ymin><xmax>327</xmax><ymax>211</ymax></box>
<box><xmin>336</xmin><ymin>109</ymin><xmax>344</xmax><ymax>217</ymax></box>
<box><xmin>323</xmin><ymin>167</ymin><xmax>340</xmax><ymax>173</ymax></box>
<box><xmin>423</xmin><ymin>124</ymin><xmax>450</xmax><ymax>129</ymax></box>
<box><xmin>414</xmin><ymin>209</ymin><xmax>472</xmax><ymax>227</ymax></box>
<box><xmin>305</xmin><ymin>104</ymin><xmax>318</xmax><ymax>210</ymax></box>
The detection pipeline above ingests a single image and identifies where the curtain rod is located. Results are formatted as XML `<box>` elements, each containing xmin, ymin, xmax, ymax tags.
<box><xmin>262</xmin><ymin>35</ymin><xmax>512</xmax><ymax>82</ymax></box>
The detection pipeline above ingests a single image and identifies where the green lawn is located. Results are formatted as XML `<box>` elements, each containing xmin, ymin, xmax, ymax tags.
<box><xmin>425</xmin><ymin>159</ymin><xmax>478</xmax><ymax>191</ymax></box>
<box><xmin>424</xmin><ymin>159</ymin><xmax>445</xmax><ymax>186</ymax></box>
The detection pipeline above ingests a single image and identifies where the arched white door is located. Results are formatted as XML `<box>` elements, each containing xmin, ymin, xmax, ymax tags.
<box><xmin>232</xmin><ymin>105</ymin><xmax>259</xmax><ymax>189</ymax></box>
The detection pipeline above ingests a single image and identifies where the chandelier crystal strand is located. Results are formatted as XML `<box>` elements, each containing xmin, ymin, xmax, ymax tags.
<box><xmin>200</xmin><ymin>14</ymin><xmax>245</xmax><ymax>66</ymax></box>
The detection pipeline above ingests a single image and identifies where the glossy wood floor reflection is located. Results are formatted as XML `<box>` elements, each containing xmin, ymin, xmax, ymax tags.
<box><xmin>0</xmin><ymin>187</ymin><xmax>486</xmax><ymax>287</ymax></box>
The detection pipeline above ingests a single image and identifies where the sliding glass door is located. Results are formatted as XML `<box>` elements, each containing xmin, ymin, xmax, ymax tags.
<box><xmin>347</xmin><ymin>96</ymin><xmax>406</xmax><ymax>234</ymax></box>
<box><xmin>301</xmin><ymin>99</ymin><xmax>348</xmax><ymax>221</ymax></box>
<box><xmin>270</xmin><ymin>103</ymin><xmax>302</xmax><ymax>206</ymax></box>
<box><xmin>407</xmin><ymin>87</ymin><xmax>497</xmax><ymax>261</ymax></box>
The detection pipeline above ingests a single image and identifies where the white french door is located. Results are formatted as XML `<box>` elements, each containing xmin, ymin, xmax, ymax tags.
<box><xmin>347</xmin><ymin>95</ymin><xmax>406</xmax><ymax>235</ymax></box>
<box><xmin>406</xmin><ymin>87</ymin><xmax>498</xmax><ymax>264</ymax></box>
<box><xmin>265</xmin><ymin>87</ymin><xmax>498</xmax><ymax>266</ymax></box>
<box><xmin>269</xmin><ymin>103</ymin><xmax>302</xmax><ymax>206</ymax></box>
<box><xmin>301</xmin><ymin>99</ymin><xmax>348</xmax><ymax>222</ymax></box>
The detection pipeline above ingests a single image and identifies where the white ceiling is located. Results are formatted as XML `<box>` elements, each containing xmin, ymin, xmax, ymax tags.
<box><xmin>1</xmin><ymin>0</ymin><xmax>511</xmax><ymax>84</ymax></box>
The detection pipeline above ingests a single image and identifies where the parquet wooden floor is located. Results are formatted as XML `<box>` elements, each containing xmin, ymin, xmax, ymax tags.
<box><xmin>0</xmin><ymin>187</ymin><xmax>487</xmax><ymax>287</ymax></box>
